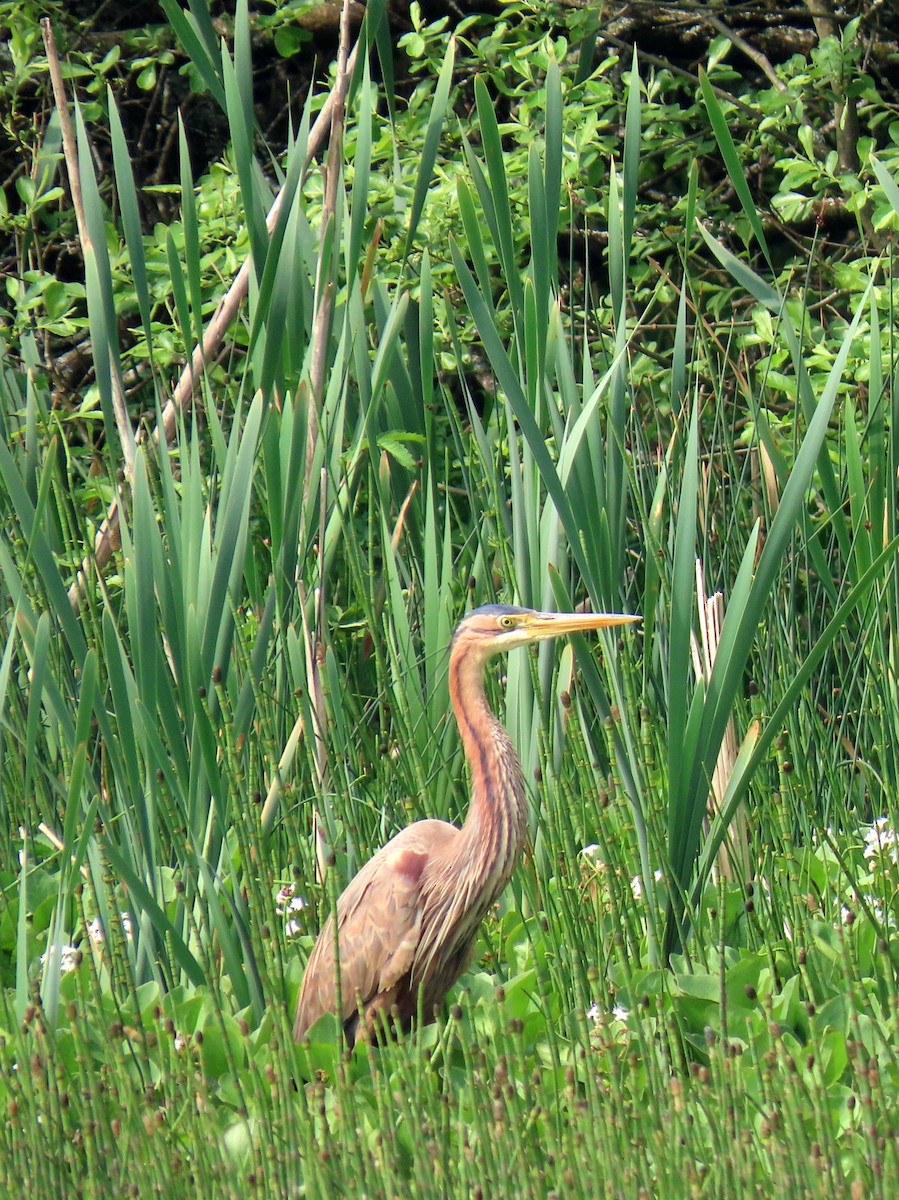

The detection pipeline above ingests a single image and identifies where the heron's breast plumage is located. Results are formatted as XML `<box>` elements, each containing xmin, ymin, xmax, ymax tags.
<box><xmin>413</xmin><ymin>718</ymin><xmax>528</xmax><ymax>993</ymax></box>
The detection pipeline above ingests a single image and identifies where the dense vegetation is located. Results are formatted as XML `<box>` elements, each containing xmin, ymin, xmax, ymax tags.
<box><xmin>2</xmin><ymin>1</ymin><xmax>899</xmax><ymax>1195</ymax></box>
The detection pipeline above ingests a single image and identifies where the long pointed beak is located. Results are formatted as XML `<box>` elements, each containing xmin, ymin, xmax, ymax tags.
<box><xmin>527</xmin><ymin>610</ymin><xmax>641</xmax><ymax>639</ymax></box>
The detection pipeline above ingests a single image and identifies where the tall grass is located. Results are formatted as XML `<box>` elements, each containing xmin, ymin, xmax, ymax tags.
<box><xmin>1</xmin><ymin>5</ymin><xmax>899</xmax><ymax>1196</ymax></box>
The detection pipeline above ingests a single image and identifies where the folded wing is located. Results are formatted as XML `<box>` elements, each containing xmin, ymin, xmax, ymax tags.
<box><xmin>293</xmin><ymin>820</ymin><xmax>457</xmax><ymax>1042</ymax></box>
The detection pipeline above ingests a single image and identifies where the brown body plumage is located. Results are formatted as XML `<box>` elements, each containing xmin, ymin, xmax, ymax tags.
<box><xmin>293</xmin><ymin>604</ymin><xmax>637</xmax><ymax>1045</ymax></box>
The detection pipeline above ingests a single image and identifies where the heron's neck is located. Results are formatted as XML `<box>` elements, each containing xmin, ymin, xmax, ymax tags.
<box><xmin>449</xmin><ymin>647</ymin><xmax>528</xmax><ymax>889</ymax></box>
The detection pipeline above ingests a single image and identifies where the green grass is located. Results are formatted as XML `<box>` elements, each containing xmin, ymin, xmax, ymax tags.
<box><xmin>2</xmin><ymin>4</ymin><xmax>899</xmax><ymax>1197</ymax></box>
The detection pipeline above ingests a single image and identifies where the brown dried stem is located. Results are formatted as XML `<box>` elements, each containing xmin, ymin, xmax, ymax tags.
<box><xmin>690</xmin><ymin>561</ymin><xmax>752</xmax><ymax>884</ymax></box>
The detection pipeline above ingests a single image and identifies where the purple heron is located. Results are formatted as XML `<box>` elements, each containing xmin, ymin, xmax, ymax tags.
<box><xmin>293</xmin><ymin>604</ymin><xmax>638</xmax><ymax>1045</ymax></box>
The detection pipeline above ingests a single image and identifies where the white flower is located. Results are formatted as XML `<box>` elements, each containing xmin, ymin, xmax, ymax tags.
<box><xmin>276</xmin><ymin>884</ymin><xmax>307</xmax><ymax>915</ymax></box>
<box><xmin>84</xmin><ymin>912</ymin><xmax>133</xmax><ymax>955</ymax></box>
<box><xmin>863</xmin><ymin>817</ymin><xmax>898</xmax><ymax>865</ymax></box>
<box><xmin>580</xmin><ymin>846</ymin><xmax>608</xmax><ymax>875</ymax></box>
<box><xmin>586</xmin><ymin>1000</ymin><xmax>630</xmax><ymax>1024</ymax></box>
<box><xmin>174</xmin><ymin>1033</ymin><xmax>187</xmax><ymax>1052</ymax></box>
<box><xmin>41</xmin><ymin>944</ymin><xmax>78</xmax><ymax>975</ymax></box>
<box><xmin>277</xmin><ymin>883</ymin><xmax>307</xmax><ymax>931</ymax></box>
<box><xmin>630</xmin><ymin>869</ymin><xmax>663</xmax><ymax>899</ymax></box>
<box><xmin>862</xmin><ymin>894</ymin><xmax>897</xmax><ymax>929</ymax></box>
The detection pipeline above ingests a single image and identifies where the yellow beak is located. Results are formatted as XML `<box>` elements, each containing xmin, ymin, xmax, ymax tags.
<box><xmin>526</xmin><ymin>611</ymin><xmax>640</xmax><ymax>639</ymax></box>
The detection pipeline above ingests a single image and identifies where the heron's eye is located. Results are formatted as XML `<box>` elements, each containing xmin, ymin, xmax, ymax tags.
<box><xmin>499</xmin><ymin>615</ymin><xmax>514</xmax><ymax>629</ymax></box>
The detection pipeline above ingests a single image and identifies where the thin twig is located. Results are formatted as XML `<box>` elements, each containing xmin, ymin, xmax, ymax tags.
<box><xmin>41</xmin><ymin>22</ymin><xmax>86</xmax><ymax>230</ymax></box>
<box><xmin>66</xmin><ymin>26</ymin><xmax>361</xmax><ymax>609</ymax></box>
<box><xmin>704</xmin><ymin>13</ymin><xmax>788</xmax><ymax>94</ymax></box>
<box><xmin>594</xmin><ymin>29</ymin><xmax>757</xmax><ymax>121</ymax></box>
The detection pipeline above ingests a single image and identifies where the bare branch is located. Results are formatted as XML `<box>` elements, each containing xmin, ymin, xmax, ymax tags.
<box><xmin>704</xmin><ymin>13</ymin><xmax>788</xmax><ymax>94</ymax></box>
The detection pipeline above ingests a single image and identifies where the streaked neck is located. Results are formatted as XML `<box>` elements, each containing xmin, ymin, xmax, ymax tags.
<box><xmin>448</xmin><ymin>646</ymin><xmax>528</xmax><ymax>888</ymax></box>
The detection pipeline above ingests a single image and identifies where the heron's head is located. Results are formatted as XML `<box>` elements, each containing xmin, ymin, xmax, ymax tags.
<box><xmin>451</xmin><ymin>604</ymin><xmax>639</xmax><ymax>663</ymax></box>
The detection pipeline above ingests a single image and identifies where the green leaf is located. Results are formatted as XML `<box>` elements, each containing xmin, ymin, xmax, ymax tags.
<box><xmin>700</xmin><ymin>69</ymin><xmax>772</xmax><ymax>268</ymax></box>
<box><xmin>403</xmin><ymin>36</ymin><xmax>455</xmax><ymax>261</ymax></box>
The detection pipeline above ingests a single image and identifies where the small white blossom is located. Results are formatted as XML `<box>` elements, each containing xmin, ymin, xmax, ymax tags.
<box><xmin>41</xmin><ymin>944</ymin><xmax>79</xmax><ymax>975</ymax></box>
<box><xmin>860</xmin><ymin>894</ymin><xmax>896</xmax><ymax>929</ymax></box>
<box><xmin>580</xmin><ymin>846</ymin><xmax>608</xmax><ymax>875</ymax></box>
<box><xmin>85</xmin><ymin>912</ymin><xmax>133</xmax><ymax>953</ymax></box>
<box><xmin>630</xmin><ymin>869</ymin><xmax>663</xmax><ymax>899</ymax></box>
<box><xmin>587</xmin><ymin>1000</ymin><xmax>630</xmax><ymax>1024</ymax></box>
<box><xmin>174</xmin><ymin>1033</ymin><xmax>187</xmax><ymax>1052</ymax></box>
<box><xmin>276</xmin><ymin>883</ymin><xmax>307</xmax><ymax>914</ymax></box>
<box><xmin>863</xmin><ymin>817</ymin><xmax>898</xmax><ymax>866</ymax></box>
<box><xmin>872</xmin><ymin>901</ymin><xmax>895</xmax><ymax>928</ymax></box>
<box><xmin>277</xmin><ymin>883</ymin><xmax>307</xmax><ymax>932</ymax></box>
